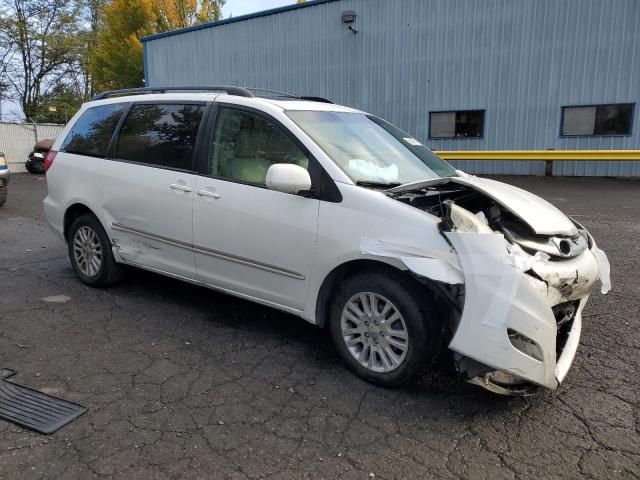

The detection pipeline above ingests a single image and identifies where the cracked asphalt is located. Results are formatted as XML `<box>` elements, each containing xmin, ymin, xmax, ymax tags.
<box><xmin>0</xmin><ymin>173</ymin><xmax>638</xmax><ymax>480</ymax></box>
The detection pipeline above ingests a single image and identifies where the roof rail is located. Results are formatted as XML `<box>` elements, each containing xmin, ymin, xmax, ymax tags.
<box><xmin>245</xmin><ymin>88</ymin><xmax>334</xmax><ymax>104</ymax></box>
<box><xmin>299</xmin><ymin>96</ymin><xmax>334</xmax><ymax>104</ymax></box>
<box><xmin>91</xmin><ymin>85</ymin><xmax>334</xmax><ymax>104</ymax></box>
<box><xmin>245</xmin><ymin>88</ymin><xmax>297</xmax><ymax>98</ymax></box>
<box><xmin>91</xmin><ymin>85</ymin><xmax>254</xmax><ymax>101</ymax></box>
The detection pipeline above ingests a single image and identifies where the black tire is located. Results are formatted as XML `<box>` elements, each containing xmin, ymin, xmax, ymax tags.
<box><xmin>26</xmin><ymin>156</ymin><xmax>45</xmax><ymax>174</ymax></box>
<box><xmin>32</xmin><ymin>160</ymin><xmax>45</xmax><ymax>174</ymax></box>
<box><xmin>328</xmin><ymin>271</ymin><xmax>439</xmax><ymax>387</ymax></box>
<box><xmin>0</xmin><ymin>185</ymin><xmax>6</xmax><ymax>207</ymax></box>
<box><xmin>67</xmin><ymin>213</ymin><xmax>124</xmax><ymax>287</ymax></box>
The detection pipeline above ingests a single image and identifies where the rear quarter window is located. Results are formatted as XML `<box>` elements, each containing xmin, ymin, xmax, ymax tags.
<box><xmin>61</xmin><ymin>103</ymin><xmax>126</xmax><ymax>157</ymax></box>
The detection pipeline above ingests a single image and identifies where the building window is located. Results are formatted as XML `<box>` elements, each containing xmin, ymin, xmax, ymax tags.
<box><xmin>561</xmin><ymin>104</ymin><xmax>634</xmax><ymax>136</ymax></box>
<box><xmin>429</xmin><ymin>110</ymin><xmax>484</xmax><ymax>138</ymax></box>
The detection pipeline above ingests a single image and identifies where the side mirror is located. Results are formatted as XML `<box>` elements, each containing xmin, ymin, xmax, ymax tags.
<box><xmin>266</xmin><ymin>163</ymin><xmax>312</xmax><ymax>194</ymax></box>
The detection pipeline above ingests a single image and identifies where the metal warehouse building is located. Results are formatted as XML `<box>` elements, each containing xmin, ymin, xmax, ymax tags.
<box><xmin>142</xmin><ymin>0</ymin><xmax>640</xmax><ymax>176</ymax></box>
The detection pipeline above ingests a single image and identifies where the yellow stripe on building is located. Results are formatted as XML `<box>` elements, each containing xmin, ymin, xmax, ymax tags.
<box><xmin>434</xmin><ymin>150</ymin><xmax>640</xmax><ymax>161</ymax></box>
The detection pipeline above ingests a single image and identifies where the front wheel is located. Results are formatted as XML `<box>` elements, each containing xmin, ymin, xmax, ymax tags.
<box><xmin>328</xmin><ymin>271</ymin><xmax>439</xmax><ymax>387</ymax></box>
<box><xmin>67</xmin><ymin>214</ymin><xmax>124</xmax><ymax>287</ymax></box>
<box><xmin>0</xmin><ymin>185</ymin><xmax>6</xmax><ymax>207</ymax></box>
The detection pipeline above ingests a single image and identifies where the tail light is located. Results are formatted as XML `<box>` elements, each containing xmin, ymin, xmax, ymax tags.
<box><xmin>44</xmin><ymin>150</ymin><xmax>57</xmax><ymax>172</ymax></box>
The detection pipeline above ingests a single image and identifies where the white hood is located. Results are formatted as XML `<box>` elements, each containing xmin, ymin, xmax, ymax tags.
<box><xmin>449</xmin><ymin>176</ymin><xmax>578</xmax><ymax>236</ymax></box>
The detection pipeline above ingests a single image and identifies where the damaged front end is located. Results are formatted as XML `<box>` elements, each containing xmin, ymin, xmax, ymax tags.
<box><xmin>388</xmin><ymin>176</ymin><xmax>611</xmax><ymax>395</ymax></box>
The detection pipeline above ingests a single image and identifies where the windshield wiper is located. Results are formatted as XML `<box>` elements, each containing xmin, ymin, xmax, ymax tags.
<box><xmin>355</xmin><ymin>181</ymin><xmax>402</xmax><ymax>189</ymax></box>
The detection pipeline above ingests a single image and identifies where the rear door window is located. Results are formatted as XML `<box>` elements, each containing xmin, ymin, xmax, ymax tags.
<box><xmin>115</xmin><ymin>103</ymin><xmax>204</xmax><ymax>170</ymax></box>
<box><xmin>61</xmin><ymin>103</ymin><xmax>126</xmax><ymax>157</ymax></box>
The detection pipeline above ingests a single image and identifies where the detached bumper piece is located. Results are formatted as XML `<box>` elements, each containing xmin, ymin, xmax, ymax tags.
<box><xmin>467</xmin><ymin>371</ymin><xmax>542</xmax><ymax>396</ymax></box>
<box><xmin>0</xmin><ymin>373</ymin><xmax>87</xmax><ymax>434</ymax></box>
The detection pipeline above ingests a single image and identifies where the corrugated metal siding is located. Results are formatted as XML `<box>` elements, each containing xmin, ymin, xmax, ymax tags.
<box><xmin>144</xmin><ymin>0</ymin><xmax>640</xmax><ymax>176</ymax></box>
<box><xmin>0</xmin><ymin>123</ymin><xmax>64</xmax><ymax>173</ymax></box>
<box><xmin>553</xmin><ymin>160</ymin><xmax>640</xmax><ymax>176</ymax></box>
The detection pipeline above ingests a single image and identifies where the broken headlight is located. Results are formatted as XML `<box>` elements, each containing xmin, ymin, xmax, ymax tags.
<box><xmin>502</xmin><ymin>225</ymin><xmax>589</xmax><ymax>259</ymax></box>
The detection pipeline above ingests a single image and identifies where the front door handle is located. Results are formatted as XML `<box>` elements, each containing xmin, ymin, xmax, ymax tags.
<box><xmin>170</xmin><ymin>183</ymin><xmax>193</xmax><ymax>192</ymax></box>
<box><xmin>197</xmin><ymin>189</ymin><xmax>221</xmax><ymax>199</ymax></box>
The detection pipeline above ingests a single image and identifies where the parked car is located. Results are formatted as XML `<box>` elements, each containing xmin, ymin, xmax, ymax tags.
<box><xmin>25</xmin><ymin>138</ymin><xmax>54</xmax><ymax>174</ymax></box>
<box><xmin>0</xmin><ymin>151</ymin><xmax>9</xmax><ymax>207</ymax></box>
<box><xmin>43</xmin><ymin>86</ymin><xmax>611</xmax><ymax>395</ymax></box>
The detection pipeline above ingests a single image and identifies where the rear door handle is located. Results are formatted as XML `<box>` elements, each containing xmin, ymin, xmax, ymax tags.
<box><xmin>197</xmin><ymin>189</ymin><xmax>221</xmax><ymax>199</ymax></box>
<box><xmin>170</xmin><ymin>183</ymin><xmax>193</xmax><ymax>192</ymax></box>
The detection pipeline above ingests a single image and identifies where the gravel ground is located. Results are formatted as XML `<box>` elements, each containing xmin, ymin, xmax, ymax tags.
<box><xmin>0</xmin><ymin>173</ymin><xmax>638</xmax><ymax>480</ymax></box>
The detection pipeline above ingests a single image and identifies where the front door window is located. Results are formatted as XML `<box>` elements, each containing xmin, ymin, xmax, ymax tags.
<box><xmin>210</xmin><ymin>107</ymin><xmax>310</xmax><ymax>185</ymax></box>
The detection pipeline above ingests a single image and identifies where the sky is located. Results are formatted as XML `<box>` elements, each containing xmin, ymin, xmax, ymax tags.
<box><xmin>222</xmin><ymin>0</ymin><xmax>298</xmax><ymax>18</ymax></box>
<box><xmin>0</xmin><ymin>0</ymin><xmax>302</xmax><ymax>122</ymax></box>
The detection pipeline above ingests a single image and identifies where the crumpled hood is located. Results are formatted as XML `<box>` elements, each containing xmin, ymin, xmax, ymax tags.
<box><xmin>449</xmin><ymin>176</ymin><xmax>578</xmax><ymax>236</ymax></box>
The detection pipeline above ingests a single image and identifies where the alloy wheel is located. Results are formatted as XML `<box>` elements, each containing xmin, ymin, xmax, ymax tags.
<box><xmin>340</xmin><ymin>292</ymin><xmax>409</xmax><ymax>373</ymax></box>
<box><xmin>73</xmin><ymin>225</ymin><xmax>103</xmax><ymax>277</ymax></box>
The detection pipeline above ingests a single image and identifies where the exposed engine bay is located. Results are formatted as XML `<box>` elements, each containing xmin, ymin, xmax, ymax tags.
<box><xmin>382</xmin><ymin>176</ymin><xmax>611</xmax><ymax>395</ymax></box>
<box><xmin>390</xmin><ymin>182</ymin><xmax>589</xmax><ymax>261</ymax></box>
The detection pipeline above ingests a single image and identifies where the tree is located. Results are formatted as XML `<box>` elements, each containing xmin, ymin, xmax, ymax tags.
<box><xmin>90</xmin><ymin>0</ymin><xmax>159</xmax><ymax>91</ymax></box>
<box><xmin>74</xmin><ymin>0</ymin><xmax>108</xmax><ymax>100</ymax></box>
<box><xmin>0</xmin><ymin>0</ymin><xmax>84</xmax><ymax>120</ymax></box>
<box><xmin>0</xmin><ymin>0</ymin><xmax>228</xmax><ymax>119</ymax></box>
<box><xmin>30</xmin><ymin>84</ymin><xmax>83</xmax><ymax>123</ymax></box>
<box><xmin>156</xmin><ymin>0</ymin><xmax>225</xmax><ymax>30</ymax></box>
<box><xmin>90</xmin><ymin>0</ymin><xmax>225</xmax><ymax>92</ymax></box>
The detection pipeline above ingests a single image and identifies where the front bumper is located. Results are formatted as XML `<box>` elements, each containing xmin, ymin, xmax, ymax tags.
<box><xmin>466</xmin><ymin>297</ymin><xmax>586</xmax><ymax>395</ymax></box>
<box><xmin>445</xmin><ymin>231</ymin><xmax>604</xmax><ymax>392</ymax></box>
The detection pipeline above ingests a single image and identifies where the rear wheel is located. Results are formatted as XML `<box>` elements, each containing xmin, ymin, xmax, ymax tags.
<box><xmin>67</xmin><ymin>214</ymin><xmax>124</xmax><ymax>287</ymax></box>
<box><xmin>329</xmin><ymin>271</ymin><xmax>439</xmax><ymax>387</ymax></box>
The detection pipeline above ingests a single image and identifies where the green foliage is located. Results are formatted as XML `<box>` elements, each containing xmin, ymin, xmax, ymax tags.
<box><xmin>89</xmin><ymin>0</ymin><xmax>225</xmax><ymax>92</ymax></box>
<box><xmin>90</xmin><ymin>0</ymin><xmax>158</xmax><ymax>91</ymax></box>
<box><xmin>0</xmin><ymin>0</ymin><xmax>84</xmax><ymax>119</ymax></box>
<box><xmin>30</xmin><ymin>85</ymin><xmax>83</xmax><ymax>123</ymax></box>
<box><xmin>156</xmin><ymin>0</ymin><xmax>225</xmax><ymax>30</ymax></box>
<box><xmin>0</xmin><ymin>0</ymin><xmax>226</xmax><ymax>120</ymax></box>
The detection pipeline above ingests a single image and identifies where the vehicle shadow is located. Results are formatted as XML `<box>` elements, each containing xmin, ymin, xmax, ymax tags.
<box><xmin>111</xmin><ymin>266</ymin><xmax>539</xmax><ymax>417</ymax></box>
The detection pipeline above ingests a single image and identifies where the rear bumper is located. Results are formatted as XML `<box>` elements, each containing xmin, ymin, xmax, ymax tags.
<box><xmin>43</xmin><ymin>195</ymin><xmax>65</xmax><ymax>241</ymax></box>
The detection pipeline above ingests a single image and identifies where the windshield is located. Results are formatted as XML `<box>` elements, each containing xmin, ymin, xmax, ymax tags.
<box><xmin>286</xmin><ymin>111</ymin><xmax>457</xmax><ymax>186</ymax></box>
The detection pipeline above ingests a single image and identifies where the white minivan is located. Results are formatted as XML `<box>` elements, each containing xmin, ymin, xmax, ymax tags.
<box><xmin>44</xmin><ymin>86</ymin><xmax>610</xmax><ymax>395</ymax></box>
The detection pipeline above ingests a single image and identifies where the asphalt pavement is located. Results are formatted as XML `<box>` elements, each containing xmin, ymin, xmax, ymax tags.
<box><xmin>0</xmin><ymin>173</ymin><xmax>638</xmax><ymax>479</ymax></box>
